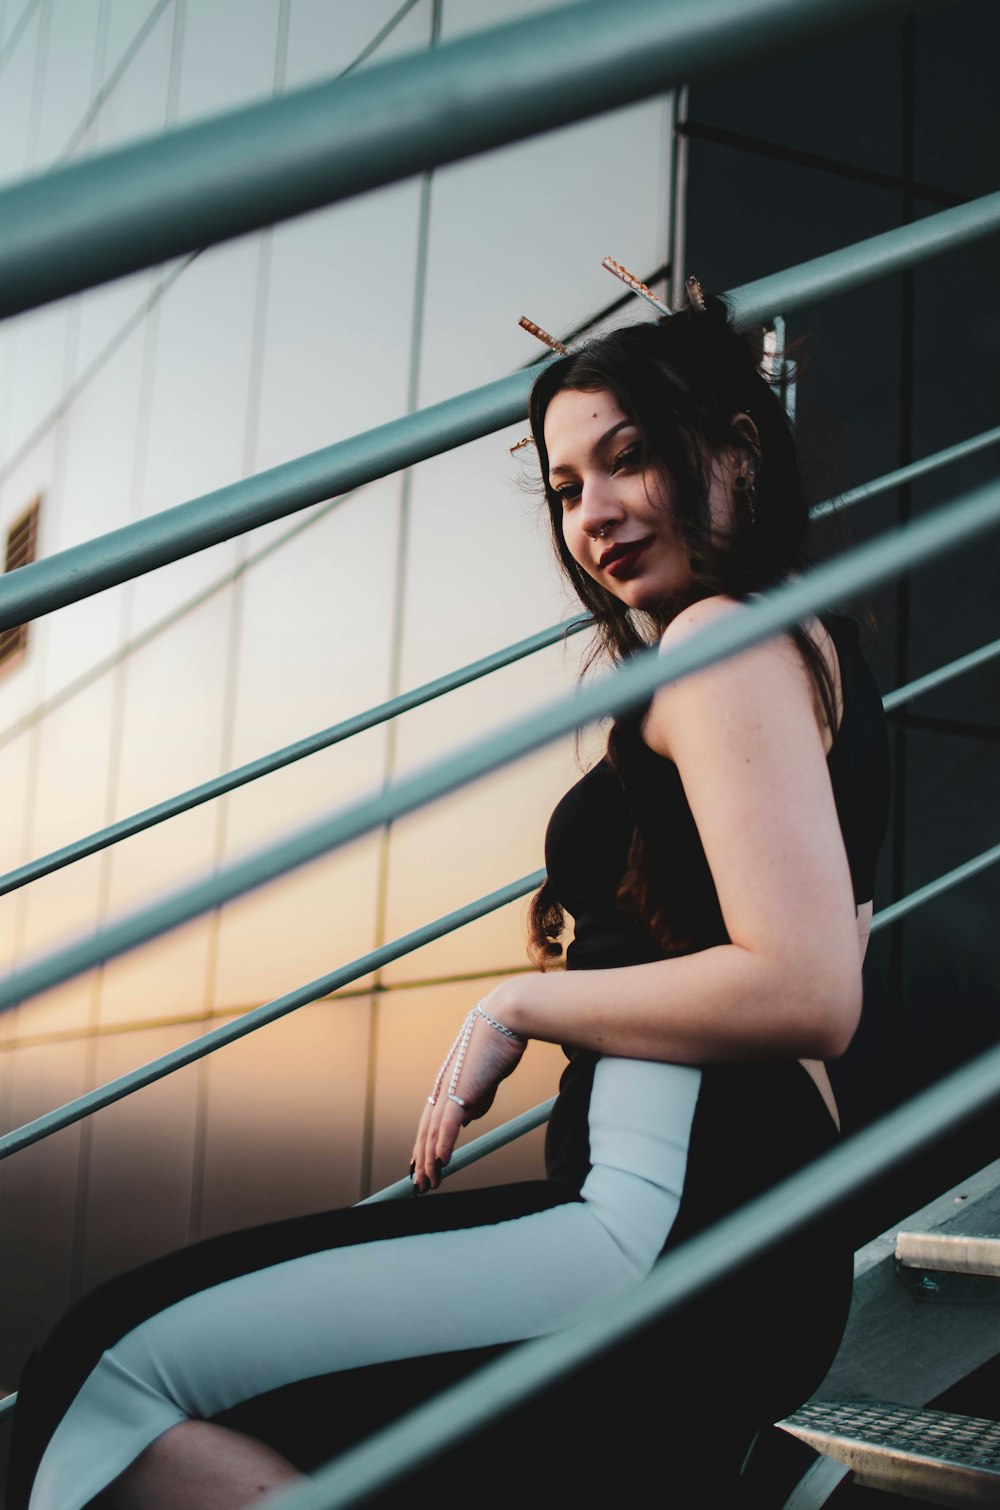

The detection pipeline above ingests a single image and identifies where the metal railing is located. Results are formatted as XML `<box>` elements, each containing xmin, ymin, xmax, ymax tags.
<box><xmin>1</xmin><ymin>0</ymin><xmax>998</xmax><ymax>1498</ymax></box>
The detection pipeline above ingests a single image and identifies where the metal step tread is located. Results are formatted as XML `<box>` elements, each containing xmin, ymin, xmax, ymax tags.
<box><xmin>778</xmin><ymin>1399</ymin><xmax>1000</xmax><ymax>1506</ymax></box>
<box><xmin>896</xmin><ymin>1230</ymin><xmax>1000</xmax><ymax>1279</ymax></box>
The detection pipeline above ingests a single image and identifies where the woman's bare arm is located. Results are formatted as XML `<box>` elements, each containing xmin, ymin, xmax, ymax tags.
<box><xmin>493</xmin><ymin>598</ymin><xmax>863</xmax><ymax>1064</ymax></box>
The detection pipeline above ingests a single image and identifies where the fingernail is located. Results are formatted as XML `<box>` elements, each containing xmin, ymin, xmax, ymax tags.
<box><xmin>409</xmin><ymin>1161</ymin><xmax>415</xmax><ymax>1177</ymax></box>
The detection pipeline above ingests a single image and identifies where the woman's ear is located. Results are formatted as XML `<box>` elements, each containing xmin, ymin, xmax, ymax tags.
<box><xmin>731</xmin><ymin>411</ymin><xmax>761</xmax><ymax>461</ymax></box>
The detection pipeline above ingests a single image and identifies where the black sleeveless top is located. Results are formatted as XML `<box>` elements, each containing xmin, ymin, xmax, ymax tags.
<box><xmin>545</xmin><ymin>612</ymin><xmax>890</xmax><ymax>966</ymax></box>
<box><xmin>542</xmin><ymin>612</ymin><xmax>892</xmax><ymax>1184</ymax></box>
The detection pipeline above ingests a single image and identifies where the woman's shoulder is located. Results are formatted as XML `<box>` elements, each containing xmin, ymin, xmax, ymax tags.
<box><xmin>656</xmin><ymin>593</ymin><xmax>796</xmax><ymax>685</ymax></box>
<box><xmin>658</xmin><ymin>593</ymin><xmax>743</xmax><ymax>651</ymax></box>
<box><xmin>658</xmin><ymin>593</ymin><xmax>831</xmax><ymax>676</ymax></box>
<box><xmin>646</xmin><ymin>594</ymin><xmax>823</xmax><ymax>762</ymax></box>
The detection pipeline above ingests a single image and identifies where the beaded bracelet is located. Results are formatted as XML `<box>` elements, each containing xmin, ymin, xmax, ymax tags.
<box><xmin>427</xmin><ymin>1010</ymin><xmax>474</xmax><ymax>1107</ymax></box>
<box><xmin>426</xmin><ymin>1000</ymin><xmax>526</xmax><ymax>1108</ymax></box>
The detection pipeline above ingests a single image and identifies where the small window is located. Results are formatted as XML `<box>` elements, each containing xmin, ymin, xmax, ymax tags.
<box><xmin>0</xmin><ymin>495</ymin><xmax>41</xmax><ymax>675</ymax></box>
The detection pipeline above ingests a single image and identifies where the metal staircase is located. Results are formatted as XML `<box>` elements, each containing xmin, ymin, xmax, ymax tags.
<box><xmin>774</xmin><ymin>1159</ymin><xmax>1000</xmax><ymax>1507</ymax></box>
<box><xmin>783</xmin><ymin>1400</ymin><xmax>1000</xmax><ymax>1506</ymax></box>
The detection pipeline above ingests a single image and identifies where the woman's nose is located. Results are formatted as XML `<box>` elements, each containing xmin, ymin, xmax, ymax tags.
<box><xmin>578</xmin><ymin>479</ymin><xmax>622</xmax><ymax>537</ymax></box>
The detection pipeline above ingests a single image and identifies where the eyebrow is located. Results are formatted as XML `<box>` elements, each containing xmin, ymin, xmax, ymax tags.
<box><xmin>548</xmin><ymin>418</ymin><xmax>635</xmax><ymax>479</ymax></box>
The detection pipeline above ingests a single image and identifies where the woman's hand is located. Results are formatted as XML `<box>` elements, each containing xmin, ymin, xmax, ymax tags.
<box><xmin>410</xmin><ymin>1000</ymin><xmax>526</xmax><ymax>1193</ymax></box>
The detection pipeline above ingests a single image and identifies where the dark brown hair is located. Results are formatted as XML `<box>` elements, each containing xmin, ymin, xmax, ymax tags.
<box><xmin>526</xmin><ymin>297</ymin><xmax>836</xmax><ymax>966</ymax></box>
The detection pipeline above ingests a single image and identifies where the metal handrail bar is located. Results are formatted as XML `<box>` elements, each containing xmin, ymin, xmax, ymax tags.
<box><xmin>265</xmin><ymin>1036</ymin><xmax>1000</xmax><ymax>1510</ymax></box>
<box><xmin>0</xmin><ymin>869</ymin><xmax>545</xmax><ymax>1162</ymax></box>
<box><xmin>4</xmin><ymin>194</ymin><xmax>1000</xmax><ymax>634</ymax></box>
<box><xmin>0</xmin><ymin>366</ymin><xmax>532</xmax><ymax>634</ymax></box>
<box><xmin>358</xmin><ymin>1097</ymin><xmax>557</xmax><ymax>1206</ymax></box>
<box><xmin>1</xmin><ymin>477</ymin><xmax>997</xmax><ymax>1017</ymax></box>
<box><xmin>869</xmin><ymin>843</ymin><xmax>1000</xmax><ymax>932</ymax></box>
<box><xmin>5</xmin><ymin>532</ymin><xmax>998</xmax><ymax>902</ymax></box>
<box><xmin>883</xmin><ymin>635</ymin><xmax>1000</xmax><ymax>712</ymax></box>
<box><xmin>724</xmin><ymin>193</ymin><xmax>1000</xmax><ymax>331</ymax></box>
<box><xmin>0</xmin><ymin>619</ymin><xmax>590</xmax><ymax>897</ymax></box>
<box><xmin>0</xmin><ymin>0</ymin><xmax>924</xmax><ymax>321</ymax></box>
<box><xmin>811</xmin><ymin>423</ymin><xmax>1000</xmax><ymax>521</ymax></box>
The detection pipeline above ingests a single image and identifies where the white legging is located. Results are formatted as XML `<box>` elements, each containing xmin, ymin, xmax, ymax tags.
<box><xmin>29</xmin><ymin>1058</ymin><xmax>701</xmax><ymax>1510</ymax></box>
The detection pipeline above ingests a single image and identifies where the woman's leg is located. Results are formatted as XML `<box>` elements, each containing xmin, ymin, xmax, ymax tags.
<box><xmin>12</xmin><ymin>1059</ymin><xmax>704</xmax><ymax>1510</ymax></box>
<box><xmin>12</xmin><ymin>1182</ymin><xmax>643</xmax><ymax>1510</ymax></box>
<box><xmin>105</xmin><ymin>1422</ymin><xmax>301</xmax><ymax>1510</ymax></box>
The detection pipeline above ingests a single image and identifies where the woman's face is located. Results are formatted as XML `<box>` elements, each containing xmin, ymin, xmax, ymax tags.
<box><xmin>544</xmin><ymin>387</ymin><xmax>695</xmax><ymax>613</ymax></box>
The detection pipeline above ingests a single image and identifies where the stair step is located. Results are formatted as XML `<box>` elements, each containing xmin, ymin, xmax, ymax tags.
<box><xmin>896</xmin><ymin>1232</ymin><xmax>1000</xmax><ymax>1279</ymax></box>
<box><xmin>777</xmin><ymin>1399</ymin><xmax>1000</xmax><ymax>1507</ymax></box>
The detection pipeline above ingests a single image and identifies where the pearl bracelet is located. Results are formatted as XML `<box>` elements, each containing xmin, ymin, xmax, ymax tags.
<box><xmin>426</xmin><ymin>1000</ymin><xmax>526</xmax><ymax>1109</ymax></box>
<box><xmin>427</xmin><ymin>1010</ymin><xmax>474</xmax><ymax>1106</ymax></box>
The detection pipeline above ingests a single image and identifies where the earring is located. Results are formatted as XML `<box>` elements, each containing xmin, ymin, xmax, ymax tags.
<box><xmin>733</xmin><ymin>468</ymin><xmax>757</xmax><ymax>528</ymax></box>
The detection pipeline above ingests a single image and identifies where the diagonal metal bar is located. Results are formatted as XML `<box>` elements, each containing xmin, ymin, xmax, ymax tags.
<box><xmin>265</xmin><ymin>1033</ymin><xmax>1000</xmax><ymax>1510</ymax></box>
<box><xmin>0</xmin><ymin>619</ymin><xmax>588</xmax><ymax>897</ymax></box>
<box><xmin>0</xmin><ymin>870</ymin><xmax>544</xmax><ymax>1161</ymax></box>
<box><xmin>0</xmin><ymin>0</ymin><xmax>927</xmax><ymax>321</ymax></box>
<box><xmin>358</xmin><ymin>1097</ymin><xmax>557</xmax><ymax>1206</ymax></box>
<box><xmin>0</xmin><ymin>366</ymin><xmax>535</xmax><ymax>632</ymax></box>
<box><xmin>810</xmin><ymin>423</ymin><xmax>1000</xmax><ymax>521</ymax></box>
<box><xmin>2</xmin><ymin>197</ymin><xmax>998</xmax><ymax>634</ymax></box>
<box><xmin>724</xmin><ymin>193</ymin><xmax>1000</xmax><ymax>327</ymax></box>
<box><xmin>883</xmin><ymin>635</ymin><xmax>1000</xmax><ymax>712</ymax></box>
<box><xmin>870</xmin><ymin>843</ymin><xmax>1000</xmax><ymax>932</ymax></box>
<box><xmin>1</xmin><ymin>478</ymin><xmax>997</xmax><ymax>1017</ymax></box>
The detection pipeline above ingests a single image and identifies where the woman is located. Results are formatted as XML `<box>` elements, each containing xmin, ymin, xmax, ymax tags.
<box><xmin>7</xmin><ymin>294</ymin><xmax>890</xmax><ymax>1508</ymax></box>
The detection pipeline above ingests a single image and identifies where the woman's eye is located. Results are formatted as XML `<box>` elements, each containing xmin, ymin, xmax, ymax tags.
<box><xmin>556</xmin><ymin>483</ymin><xmax>581</xmax><ymax>506</ymax></box>
<box><xmin>611</xmin><ymin>443</ymin><xmax>640</xmax><ymax>473</ymax></box>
